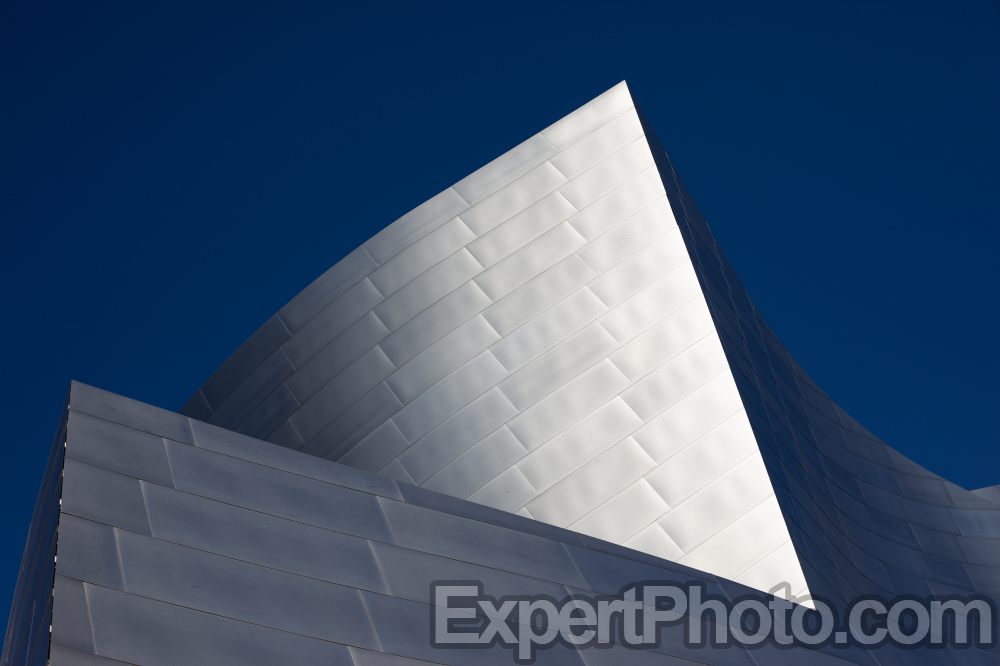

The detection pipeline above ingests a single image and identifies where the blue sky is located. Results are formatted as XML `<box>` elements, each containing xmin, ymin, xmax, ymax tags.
<box><xmin>1</xmin><ymin>0</ymin><xmax>997</xmax><ymax>614</ymax></box>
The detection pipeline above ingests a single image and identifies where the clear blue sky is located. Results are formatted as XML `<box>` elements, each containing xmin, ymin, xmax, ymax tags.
<box><xmin>1</xmin><ymin>0</ymin><xmax>997</xmax><ymax>615</ymax></box>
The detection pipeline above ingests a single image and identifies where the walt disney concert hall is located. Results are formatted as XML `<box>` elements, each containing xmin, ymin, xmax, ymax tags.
<box><xmin>4</xmin><ymin>82</ymin><xmax>998</xmax><ymax>666</ymax></box>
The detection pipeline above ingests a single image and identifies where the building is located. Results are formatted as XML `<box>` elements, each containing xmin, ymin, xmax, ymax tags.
<box><xmin>3</xmin><ymin>82</ymin><xmax>998</xmax><ymax>666</ymax></box>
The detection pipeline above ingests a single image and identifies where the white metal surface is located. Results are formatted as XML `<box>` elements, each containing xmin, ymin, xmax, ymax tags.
<box><xmin>185</xmin><ymin>81</ymin><xmax>811</xmax><ymax>599</ymax></box>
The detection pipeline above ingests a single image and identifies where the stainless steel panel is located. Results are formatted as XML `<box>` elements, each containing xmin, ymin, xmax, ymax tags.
<box><xmin>679</xmin><ymin>497</ymin><xmax>793</xmax><ymax>584</ymax></box>
<box><xmin>115</xmin><ymin>529</ymin><xmax>381</xmax><ymax>648</ymax></box>
<box><xmin>374</xmin><ymin>248</ymin><xmax>484</xmax><ymax>332</ymax></box>
<box><xmin>379</xmin><ymin>280</ymin><xmax>493</xmax><ymax>367</ymax></box>
<box><xmin>281</xmin><ymin>277</ymin><xmax>384</xmax><ymax>368</ymax></box>
<box><xmin>65</xmin><ymin>410</ymin><xmax>173</xmax><ymax>487</ymax></box>
<box><xmin>61</xmin><ymin>459</ymin><xmax>151</xmax><ymax>535</ymax></box>
<box><xmin>576</xmin><ymin>639</ymin><xmax>698</xmax><ymax>666</ymax></box>
<box><xmin>567</xmin><ymin>166</ymin><xmax>664</xmax><ymax>241</ymax></box>
<box><xmin>53</xmin><ymin>515</ymin><xmax>124</xmax><ymax>591</ymax></box>
<box><xmin>631</xmin><ymin>374</ymin><xmax>744</xmax><ymax>464</ymax></box>
<box><xmin>394</xmin><ymin>482</ymin><xmax>586</xmax><ymax>546</ymax></box>
<box><xmin>467</xmin><ymin>466</ymin><xmax>539</xmax><ymax>513</ymax></box>
<box><xmin>623</xmin><ymin>523</ymin><xmax>684</xmax><ymax>563</ymax></box>
<box><xmin>234</xmin><ymin>382</ymin><xmax>299</xmax><ymax>440</ymax></box>
<box><xmin>541</xmin><ymin>80</ymin><xmax>633</xmax><ymax>150</ymax></box>
<box><xmin>563</xmin><ymin>539</ymin><xmax>722</xmax><ymax>598</ymax></box>
<box><xmin>284</xmin><ymin>311</ymin><xmax>390</xmax><ymax>405</ymax></box>
<box><xmin>646</xmin><ymin>621</ymin><xmax>766</xmax><ymax>666</ymax></box>
<box><xmin>959</xmin><ymin>536</ymin><xmax>1000</xmax><ymax>568</ymax></box>
<box><xmin>526</xmin><ymin>437</ymin><xmax>656</xmax><ymax>528</ymax></box>
<box><xmin>737</xmin><ymin>541</ymin><xmax>810</xmax><ymax>601</ymax></box>
<box><xmin>49</xmin><ymin>645</ymin><xmax>132</xmax><ymax>666</ymax></box>
<box><xmin>369</xmin><ymin>217</ymin><xmax>477</xmax><ymax>297</ymax></box>
<box><xmin>191</xmin><ymin>314</ymin><xmax>291</xmax><ymax>412</ymax></box>
<box><xmin>359</xmin><ymin>592</ymin><xmax>502</xmax><ymax>666</ymax></box>
<box><xmin>506</xmin><ymin>359</ymin><xmax>631</xmax><ymax>451</ymax></box>
<box><xmin>608</xmin><ymin>298</ymin><xmax>715</xmax><ymax>382</ymax></box>
<box><xmin>385</xmin><ymin>314</ymin><xmax>500</xmax><ymax>405</ymax></box>
<box><xmin>482</xmin><ymin>253</ymin><xmax>597</xmax><ymax>337</ymax></box>
<box><xmin>951</xmin><ymin>509</ymin><xmax>1000</xmax><ymax>539</ymax></box>
<box><xmin>963</xmin><ymin>562</ymin><xmax>1000</xmax><ymax>594</ymax></box>
<box><xmin>339</xmin><ymin>420</ymin><xmax>410</xmax><ymax>474</ymax></box>
<box><xmin>397</xmin><ymin>387</ymin><xmax>517</xmax><ymax>485</ymax></box>
<box><xmin>369</xmin><ymin>540</ymin><xmax>569</xmax><ymax>606</ymax></box>
<box><xmin>266</xmin><ymin>419</ymin><xmax>305</xmax><ymax>450</ymax></box>
<box><xmin>377</xmin><ymin>496</ymin><xmax>589</xmax><ymax>588</ymax></box>
<box><xmin>571</xmin><ymin>479</ymin><xmax>670</xmax><ymax>546</ymax></box>
<box><xmin>51</xmin><ymin>575</ymin><xmax>95</xmax><ymax>655</ymax></box>
<box><xmin>473</xmin><ymin>221</ymin><xmax>587</xmax><ymax>302</ymax></box>
<box><xmin>466</xmin><ymin>191</ymin><xmax>577</xmax><ymax>268</ymax></box>
<box><xmin>549</xmin><ymin>108</ymin><xmax>644</xmax><ymax>180</ymax></box>
<box><xmin>70</xmin><ymin>381</ymin><xmax>194</xmax><ymax>445</ymax></box>
<box><xmin>289</xmin><ymin>345</ymin><xmax>395</xmax><ymax>442</ymax></box>
<box><xmin>516</xmin><ymin>397</ymin><xmax>643</xmax><ymax>492</ymax></box>
<box><xmin>656</xmin><ymin>455</ymin><xmax>774</xmax><ymax>553</ymax></box>
<box><xmin>348</xmin><ymin>647</ymin><xmax>436</xmax><ymax>666</ymax></box>
<box><xmin>598</xmin><ymin>263</ymin><xmax>701</xmax><ymax>345</ymax></box>
<box><xmin>179</xmin><ymin>389</ymin><xmax>212</xmax><ymax>421</ymax></box>
<box><xmin>142</xmin><ymin>482</ymin><xmax>387</xmax><ymax>592</ymax></box>
<box><xmin>206</xmin><ymin>347</ymin><xmax>296</xmax><ymax>430</ymax></box>
<box><xmin>302</xmin><ymin>381</ymin><xmax>402</xmax><ymax>461</ymax></box>
<box><xmin>377</xmin><ymin>458</ymin><xmax>416</xmax><ymax>485</ymax></box>
<box><xmin>85</xmin><ymin>584</ymin><xmax>356</xmax><ymax>666</ymax></box>
<box><xmin>498</xmin><ymin>322</ymin><xmax>619</xmax><ymax>411</ymax></box>
<box><xmin>460</xmin><ymin>160</ymin><xmax>568</xmax><ymax>237</ymax></box>
<box><xmin>421</xmin><ymin>426</ymin><xmax>527</xmax><ymax>499</ymax></box>
<box><xmin>900</xmin><ymin>497</ymin><xmax>961</xmax><ymax>535</ymax></box>
<box><xmin>188</xmin><ymin>418</ymin><xmax>402</xmax><ymax>500</ymax></box>
<box><xmin>163</xmin><ymin>440</ymin><xmax>394</xmax><ymax>542</ymax></box>
<box><xmin>278</xmin><ymin>245</ymin><xmax>378</xmax><ymax>333</ymax></box>
<box><xmin>587</xmin><ymin>229</ymin><xmax>689</xmax><ymax>309</ymax></box>
<box><xmin>576</xmin><ymin>198</ymin><xmax>673</xmax><ymax>274</ymax></box>
<box><xmin>946</xmin><ymin>480</ymin><xmax>998</xmax><ymax>510</ymax></box>
<box><xmin>391</xmin><ymin>351</ymin><xmax>508</xmax><ymax>444</ymax></box>
<box><xmin>619</xmin><ymin>336</ymin><xmax>730</xmax><ymax>422</ymax></box>
<box><xmin>852</xmin><ymin>454</ymin><xmax>906</xmax><ymax>495</ymax></box>
<box><xmin>643</xmin><ymin>414</ymin><xmax>758</xmax><ymax>507</ymax></box>
<box><xmin>491</xmin><ymin>286</ymin><xmax>607</xmax><ymax>373</ymax></box>
<box><xmin>558</xmin><ymin>138</ymin><xmax>655</xmax><ymax>210</ymax></box>
<box><xmin>453</xmin><ymin>134</ymin><xmax>559</xmax><ymax>206</ymax></box>
<box><xmin>363</xmin><ymin>187</ymin><xmax>469</xmax><ymax>266</ymax></box>
<box><xmin>886</xmin><ymin>445</ymin><xmax>945</xmax><ymax>480</ymax></box>
<box><xmin>892</xmin><ymin>470</ymin><xmax>953</xmax><ymax>506</ymax></box>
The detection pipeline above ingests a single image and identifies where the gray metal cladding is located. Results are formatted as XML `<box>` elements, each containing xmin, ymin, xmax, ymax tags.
<box><xmin>4</xmin><ymin>380</ymin><xmax>998</xmax><ymax>665</ymax></box>
<box><xmin>972</xmin><ymin>486</ymin><xmax>1000</xmax><ymax>505</ymax></box>
<box><xmin>52</xmin><ymin>516</ymin><xmax>124</xmax><ymax>592</ymax></box>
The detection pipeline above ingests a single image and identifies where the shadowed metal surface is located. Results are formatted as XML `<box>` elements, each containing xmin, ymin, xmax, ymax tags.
<box><xmin>633</xmin><ymin>102</ymin><xmax>1000</xmax><ymax>617</ymax></box>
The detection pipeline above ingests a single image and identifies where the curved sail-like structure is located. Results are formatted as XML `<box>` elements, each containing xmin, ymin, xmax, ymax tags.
<box><xmin>179</xmin><ymin>81</ymin><xmax>1000</xmax><ymax>611</ymax></box>
<box><xmin>6</xmin><ymin>81</ymin><xmax>997</xmax><ymax>666</ymax></box>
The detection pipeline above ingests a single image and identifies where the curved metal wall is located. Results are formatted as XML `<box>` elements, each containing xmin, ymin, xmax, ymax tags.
<box><xmin>1</xmin><ymin>399</ymin><xmax>66</xmax><ymax>666</ymax></box>
<box><xmin>180</xmin><ymin>83</ymin><xmax>812</xmax><ymax>598</ymax></box>
<box><xmin>635</xmin><ymin>104</ymin><xmax>1000</xmax><ymax>619</ymax></box>
<box><xmin>180</xmin><ymin>82</ymin><xmax>1000</xmax><ymax>616</ymax></box>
